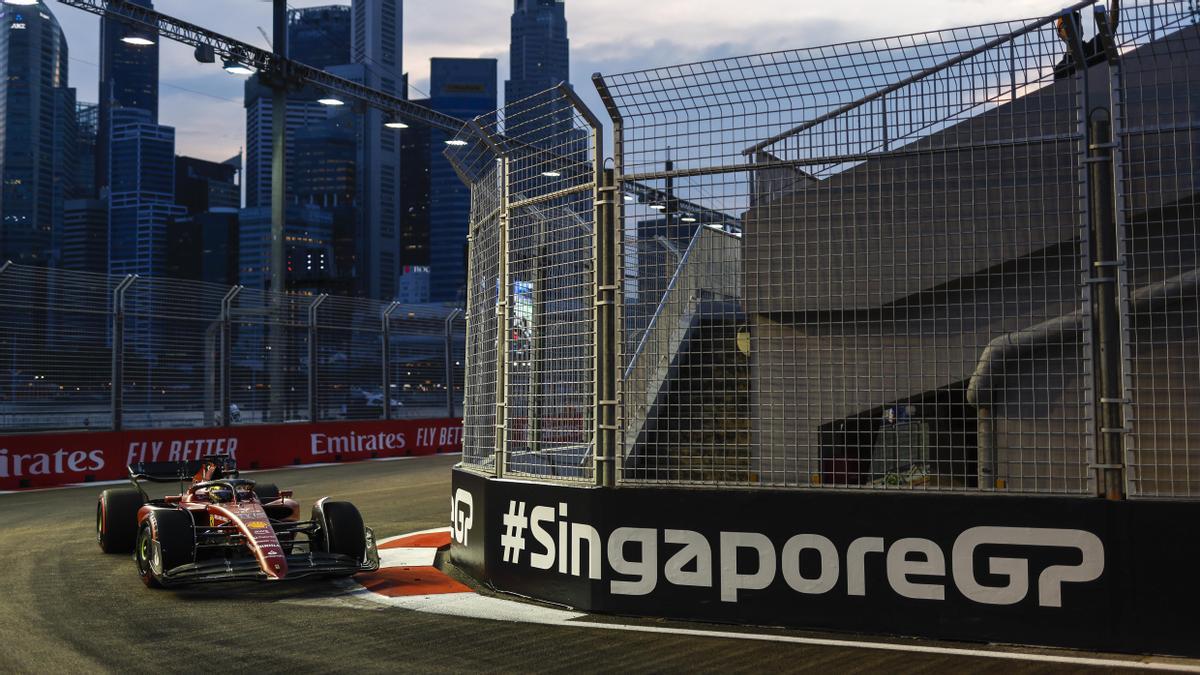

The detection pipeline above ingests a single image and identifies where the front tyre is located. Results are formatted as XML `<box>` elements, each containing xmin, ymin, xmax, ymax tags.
<box><xmin>314</xmin><ymin>501</ymin><xmax>366</xmax><ymax>573</ymax></box>
<box><xmin>97</xmin><ymin>489</ymin><xmax>143</xmax><ymax>553</ymax></box>
<box><xmin>134</xmin><ymin>510</ymin><xmax>195</xmax><ymax>588</ymax></box>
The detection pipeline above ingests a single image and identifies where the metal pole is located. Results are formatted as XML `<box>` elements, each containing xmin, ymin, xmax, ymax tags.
<box><xmin>220</xmin><ymin>286</ymin><xmax>241</xmax><ymax>427</ymax></box>
<box><xmin>593</xmin><ymin>73</ymin><xmax>625</xmax><ymax>487</ymax></box>
<box><xmin>382</xmin><ymin>302</ymin><xmax>400</xmax><ymax>421</ymax></box>
<box><xmin>496</xmin><ymin>157</ymin><xmax>511</xmax><ymax>479</ymax></box>
<box><xmin>445</xmin><ymin>308</ymin><xmax>462</xmax><ymax>418</ymax></box>
<box><xmin>268</xmin><ymin>0</ymin><xmax>288</xmax><ymax>423</ymax></box>
<box><xmin>110</xmin><ymin>275</ymin><xmax>136</xmax><ymax>431</ymax></box>
<box><xmin>1089</xmin><ymin>114</ymin><xmax>1125</xmax><ymax>500</ymax></box>
<box><xmin>307</xmin><ymin>294</ymin><xmax>327</xmax><ymax>423</ymax></box>
<box><xmin>595</xmin><ymin>167</ymin><xmax>618</xmax><ymax>489</ymax></box>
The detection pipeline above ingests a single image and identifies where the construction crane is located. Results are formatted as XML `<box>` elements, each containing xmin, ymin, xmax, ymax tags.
<box><xmin>56</xmin><ymin>0</ymin><xmax>467</xmax><ymax>135</ymax></box>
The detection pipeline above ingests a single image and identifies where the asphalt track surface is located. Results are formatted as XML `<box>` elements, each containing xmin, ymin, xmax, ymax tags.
<box><xmin>1</xmin><ymin>454</ymin><xmax>1196</xmax><ymax>674</ymax></box>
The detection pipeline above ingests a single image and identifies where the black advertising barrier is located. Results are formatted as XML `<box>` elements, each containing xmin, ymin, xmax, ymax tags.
<box><xmin>450</xmin><ymin>467</ymin><xmax>1200</xmax><ymax>656</ymax></box>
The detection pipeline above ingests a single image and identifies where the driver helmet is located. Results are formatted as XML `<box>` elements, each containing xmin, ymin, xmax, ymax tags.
<box><xmin>207</xmin><ymin>484</ymin><xmax>233</xmax><ymax>503</ymax></box>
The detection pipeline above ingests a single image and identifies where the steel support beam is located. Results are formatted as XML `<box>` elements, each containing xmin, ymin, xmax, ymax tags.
<box><xmin>381</xmin><ymin>302</ymin><xmax>400</xmax><ymax>421</ymax></box>
<box><xmin>110</xmin><ymin>275</ymin><xmax>137</xmax><ymax>431</ymax></box>
<box><xmin>445</xmin><ymin>308</ymin><xmax>463</xmax><ymax>419</ymax></box>
<box><xmin>307</xmin><ymin>295</ymin><xmax>328</xmax><ymax>423</ymax></box>
<box><xmin>219</xmin><ymin>286</ymin><xmax>241</xmax><ymax>427</ymax></box>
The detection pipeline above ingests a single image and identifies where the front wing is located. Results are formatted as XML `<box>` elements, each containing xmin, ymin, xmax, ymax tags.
<box><xmin>154</xmin><ymin>526</ymin><xmax>380</xmax><ymax>585</ymax></box>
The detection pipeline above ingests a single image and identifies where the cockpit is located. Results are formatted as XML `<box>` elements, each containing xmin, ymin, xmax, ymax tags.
<box><xmin>193</xmin><ymin>479</ymin><xmax>259</xmax><ymax>504</ymax></box>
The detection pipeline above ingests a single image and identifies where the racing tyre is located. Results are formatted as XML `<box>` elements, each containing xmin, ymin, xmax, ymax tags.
<box><xmin>254</xmin><ymin>483</ymin><xmax>280</xmax><ymax>504</ymax></box>
<box><xmin>97</xmin><ymin>489</ymin><xmax>144</xmax><ymax>553</ymax></box>
<box><xmin>135</xmin><ymin>510</ymin><xmax>195</xmax><ymax>588</ymax></box>
<box><xmin>316</xmin><ymin>501</ymin><xmax>366</xmax><ymax>565</ymax></box>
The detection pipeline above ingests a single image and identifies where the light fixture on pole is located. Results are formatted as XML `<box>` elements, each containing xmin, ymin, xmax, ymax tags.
<box><xmin>384</xmin><ymin>116</ymin><xmax>409</xmax><ymax>129</ymax></box>
<box><xmin>223</xmin><ymin>59</ymin><xmax>255</xmax><ymax>76</ymax></box>
<box><xmin>121</xmin><ymin>35</ymin><xmax>155</xmax><ymax>46</ymax></box>
<box><xmin>680</xmin><ymin>214</ymin><xmax>698</xmax><ymax>223</ymax></box>
<box><xmin>541</xmin><ymin>170</ymin><xmax>562</xmax><ymax>178</ymax></box>
<box><xmin>444</xmin><ymin>139</ymin><xmax>468</xmax><ymax>146</ymax></box>
<box><xmin>194</xmin><ymin>44</ymin><xmax>216</xmax><ymax>63</ymax></box>
<box><xmin>3</xmin><ymin>0</ymin><xmax>40</xmax><ymax>6</ymax></box>
<box><xmin>317</xmin><ymin>97</ymin><xmax>346</xmax><ymax>106</ymax></box>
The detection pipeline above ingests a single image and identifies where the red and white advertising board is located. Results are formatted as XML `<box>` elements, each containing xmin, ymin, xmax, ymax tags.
<box><xmin>0</xmin><ymin>418</ymin><xmax>462</xmax><ymax>490</ymax></box>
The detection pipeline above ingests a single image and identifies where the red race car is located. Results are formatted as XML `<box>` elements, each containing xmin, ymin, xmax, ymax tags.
<box><xmin>95</xmin><ymin>455</ymin><xmax>380</xmax><ymax>587</ymax></box>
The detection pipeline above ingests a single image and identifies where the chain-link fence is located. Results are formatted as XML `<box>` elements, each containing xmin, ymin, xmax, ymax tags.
<box><xmin>457</xmin><ymin>0</ymin><xmax>1199</xmax><ymax>499</ymax></box>
<box><xmin>0</xmin><ymin>263</ymin><xmax>465</xmax><ymax>432</ymax></box>
<box><xmin>1112</xmin><ymin>2</ymin><xmax>1200</xmax><ymax>498</ymax></box>
<box><xmin>448</xmin><ymin>85</ymin><xmax>603</xmax><ymax>483</ymax></box>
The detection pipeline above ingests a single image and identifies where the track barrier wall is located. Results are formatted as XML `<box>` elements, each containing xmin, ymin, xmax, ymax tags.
<box><xmin>0</xmin><ymin>418</ymin><xmax>462</xmax><ymax>490</ymax></box>
<box><xmin>452</xmin><ymin>467</ymin><xmax>1200</xmax><ymax>657</ymax></box>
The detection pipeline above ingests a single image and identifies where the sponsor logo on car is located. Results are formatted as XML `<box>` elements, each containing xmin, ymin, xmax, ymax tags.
<box><xmin>247</xmin><ymin>521</ymin><xmax>269</xmax><ymax>529</ymax></box>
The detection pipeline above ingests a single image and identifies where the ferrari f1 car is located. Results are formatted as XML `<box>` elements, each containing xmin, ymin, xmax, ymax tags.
<box><xmin>95</xmin><ymin>455</ymin><xmax>380</xmax><ymax>587</ymax></box>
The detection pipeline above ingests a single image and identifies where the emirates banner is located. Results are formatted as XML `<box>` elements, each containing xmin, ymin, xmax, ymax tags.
<box><xmin>0</xmin><ymin>418</ymin><xmax>462</xmax><ymax>490</ymax></box>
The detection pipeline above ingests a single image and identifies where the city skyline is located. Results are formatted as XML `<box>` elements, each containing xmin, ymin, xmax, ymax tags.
<box><xmin>50</xmin><ymin>0</ymin><xmax>1069</xmax><ymax>162</ymax></box>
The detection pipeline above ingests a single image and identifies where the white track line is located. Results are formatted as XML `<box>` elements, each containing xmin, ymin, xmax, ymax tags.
<box><xmin>356</xmin><ymin>527</ymin><xmax>1200</xmax><ymax>672</ymax></box>
<box><xmin>559</xmin><ymin>621</ymin><xmax>1200</xmax><ymax>672</ymax></box>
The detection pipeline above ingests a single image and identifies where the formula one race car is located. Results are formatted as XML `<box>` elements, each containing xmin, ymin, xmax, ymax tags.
<box><xmin>95</xmin><ymin>455</ymin><xmax>379</xmax><ymax>587</ymax></box>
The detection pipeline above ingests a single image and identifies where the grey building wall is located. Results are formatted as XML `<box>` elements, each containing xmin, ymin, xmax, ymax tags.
<box><xmin>743</xmin><ymin>26</ymin><xmax>1200</xmax><ymax>492</ymax></box>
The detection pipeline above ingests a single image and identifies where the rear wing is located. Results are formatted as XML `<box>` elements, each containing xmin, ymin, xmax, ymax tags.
<box><xmin>127</xmin><ymin>455</ymin><xmax>238</xmax><ymax>498</ymax></box>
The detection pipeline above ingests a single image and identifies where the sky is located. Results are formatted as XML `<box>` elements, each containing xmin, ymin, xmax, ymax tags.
<box><xmin>50</xmin><ymin>0</ymin><xmax>1069</xmax><ymax>162</ymax></box>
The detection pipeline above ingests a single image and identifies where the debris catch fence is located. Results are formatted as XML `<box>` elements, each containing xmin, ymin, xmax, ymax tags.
<box><xmin>453</xmin><ymin>0</ymin><xmax>1200</xmax><ymax>499</ymax></box>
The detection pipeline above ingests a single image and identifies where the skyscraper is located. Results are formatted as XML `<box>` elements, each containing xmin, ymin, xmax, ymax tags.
<box><xmin>399</xmin><ymin>103</ymin><xmax>431</xmax><ymax>270</ymax></box>
<box><xmin>288</xmin><ymin>5</ymin><xmax>353</xmax><ymax>70</ymax></box>
<box><xmin>293</xmin><ymin>111</ymin><xmax>359</xmax><ymax>295</ymax></box>
<box><xmin>238</xmin><ymin>204</ymin><xmax>334</xmax><ymax>293</ymax></box>
<box><xmin>505</xmin><ymin>0</ymin><xmax>569</xmax><ymax>111</ymax></box>
<box><xmin>352</xmin><ymin>0</ymin><xmax>404</xmax><ymax>301</ymax></box>
<box><xmin>244</xmin><ymin>5</ymin><xmax>352</xmax><ymax>209</ymax></box>
<box><xmin>0</xmin><ymin>0</ymin><xmax>76</xmax><ymax>267</ymax></box>
<box><xmin>97</xmin><ymin>0</ymin><xmax>158</xmax><ymax>195</ymax></box>
<box><xmin>428</xmin><ymin>58</ymin><xmax>497</xmax><ymax>303</ymax></box>
<box><xmin>243</xmin><ymin>78</ymin><xmax>334</xmax><ymax>210</ymax></box>
<box><xmin>175</xmin><ymin>155</ymin><xmax>240</xmax><ymax>215</ymax></box>
<box><xmin>108</xmin><ymin>108</ymin><xmax>184</xmax><ymax>279</ymax></box>
<box><xmin>74</xmin><ymin>103</ymin><xmax>99</xmax><ymax>200</ymax></box>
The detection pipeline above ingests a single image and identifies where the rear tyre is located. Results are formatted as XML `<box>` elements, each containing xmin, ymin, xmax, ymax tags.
<box><xmin>97</xmin><ymin>489</ymin><xmax>144</xmax><ymax>553</ymax></box>
<box><xmin>134</xmin><ymin>510</ymin><xmax>195</xmax><ymax>588</ymax></box>
<box><xmin>315</xmin><ymin>501</ymin><xmax>366</xmax><ymax>568</ymax></box>
<box><xmin>254</xmin><ymin>483</ymin><xmax>280</xmax><ymax>504</ymax></box>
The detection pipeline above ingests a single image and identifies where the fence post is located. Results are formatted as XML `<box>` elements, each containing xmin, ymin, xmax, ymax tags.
<box><xmin>445</xmin><ymin>308</ymin><xmax>462</xmax><ymax>418</ymax></box>
<box><xmin>307</xmin><ymin>294</ymin><xmax>328</xmax><ymax>423</ymax></box>
<box><xmin>381</xmin><ymin>301</ymin><xmax>399</xmax><ymax>421</ymax></box>
<box><xmin>1086</xmin><ymin>7</ymin><xmax>1126</xmax><ymax>501</ymax></box>
<box><xmin>496</xmin><ymin>155</ymin><xmax>511</xmax><ymax>479</ymax></box>
<box><xmin>110</xmin><ymin>275</ymin><xmax>137</xmax><ymax>431</ymax></box>
<box><xmin>220</xmin><ymin>286</ymin><xmax>241</xmax><ymax>427</ymax></box>
<box><xmin>594</xmin><ymin>167</ymin><xmax>619</xmax><ymax>489</ymax></box>
<box><xmin>1089</xmin><ymin>115</ymin><xmax>1125</xmax><ymax>500</ymax></box>
<box><xmin>593</xmin><ymin>74</ymin><xmax>623</xmax><ymax>488</ymax></box>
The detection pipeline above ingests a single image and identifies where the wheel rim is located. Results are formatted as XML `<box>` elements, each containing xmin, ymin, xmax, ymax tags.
<box><xmin>137</xmin><ymin>527</ymin><xmax>156</xmax><ymax>577</ymax></box>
